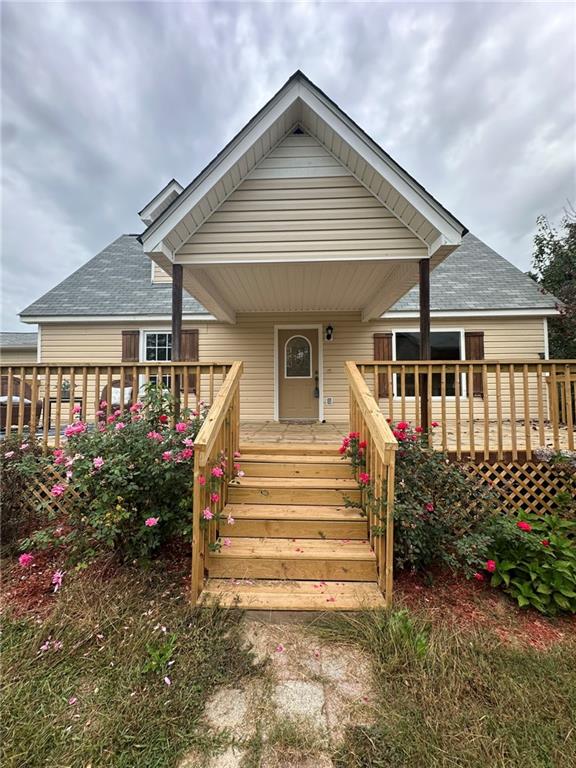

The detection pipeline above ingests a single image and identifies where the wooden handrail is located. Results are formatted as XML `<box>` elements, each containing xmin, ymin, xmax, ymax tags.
<box><xmin>346</xmin><ymin>362</ymin><xmax>397</xmax><ymax>607</ymax></box>
<box><xmin>193</xmin><ymin>362</ymin><xmax>243</xmax><ymax>459</ymax></box>
<box><xmin>191</xmin><ymin>362</ymin><xmax>243</xmax><ymax>603</ymax></box>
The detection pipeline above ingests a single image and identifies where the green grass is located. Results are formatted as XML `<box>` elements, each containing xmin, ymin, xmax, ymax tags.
<box><xmin>1</xmin><ymin>566</ymin><xmax>260</xmax><ymax>768</ymax></box>
<box><xmin>317</xmin><ymin>608</ymin><xmax>576</xmax><ymax>768</ymax></box>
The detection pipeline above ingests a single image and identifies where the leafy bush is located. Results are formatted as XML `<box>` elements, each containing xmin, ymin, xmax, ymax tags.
<box><xmin>474</xmin><ymin>511</ymin><xmax>576</xmax><ymax>615</ymax></box>
<box><xmin>1</xmin><ymin>436</ymin><xmax>44</xmax><ymax>552</ymax></box>
<box><xmin>341</xmin><ymin>423</ymin><xmax>497</xmax><ymax>572</ymax></box>
<box><xmin>24</xmin><ymin>386</ymin><xmax>211</xmax><ymax>560</ymax></box>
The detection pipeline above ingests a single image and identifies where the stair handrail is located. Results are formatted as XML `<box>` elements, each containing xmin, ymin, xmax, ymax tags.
<box><xmin>346</xmin><ymin>361</ymin><xmax>397</xmax><ymax>606</ymax></box>
<box><xmin>191</xmin><ymin>361</ymin><xmax>243</xmax><ymax>603</ymax></box>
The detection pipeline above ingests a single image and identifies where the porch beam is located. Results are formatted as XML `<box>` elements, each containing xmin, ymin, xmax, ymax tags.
<box><xmin>419</xmin><ymin>258</ymin><xmax>431</xmax><ymax>428</ymax></box>
<box><xmin>181</xmin><ymin>267</ymin><xmax>236</xmax><ymax>324</ymax></box>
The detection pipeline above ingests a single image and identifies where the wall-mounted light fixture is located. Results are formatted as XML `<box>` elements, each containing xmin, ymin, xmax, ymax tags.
<box><xmin>325</xmin><ymin>324</ymin><xmax>334</xmax><ymax>342</ymax></box>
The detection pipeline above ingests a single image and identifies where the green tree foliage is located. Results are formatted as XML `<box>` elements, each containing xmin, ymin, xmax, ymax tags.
<box><xmin>532</xmin><ymin>208</ymin><xmax>576</xmax><ymax>358</ymax></box>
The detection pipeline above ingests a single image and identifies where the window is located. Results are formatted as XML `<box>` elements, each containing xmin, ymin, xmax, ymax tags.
<box><xmin>145</xmin><ymin>332</ymin><xmax>172</xmax><ymax>362</ymax></box>
<box><xmin>285</xmin><ymin>336</ymin><xmax>312</xmax><ymax>378</ymax></box>
<box><xmin>143</xmin><ymin>332</ymin><xmax>172</xmax><ymax>387</ymax></box>
<box><xmin>395</xmin><ymin>331</ymin><xmax>462</xmax><ymax>397</ymax></box>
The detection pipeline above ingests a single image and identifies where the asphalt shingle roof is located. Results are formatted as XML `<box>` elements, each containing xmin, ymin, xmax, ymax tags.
<box><xmin>20</xmin><ymin>235</ymin><xmax>208</xmax><ymax>318</ymax></box>
<box><xmin>20</xmin><ymin>232</ymin><xmax>557</xmax><ymax>319</ymax></box>
<box><xmin>0</xmin><ymin>332</ymin><xmax>38</xmax><ymax>348</ymax></box>
<box><xmin>390</xmin><ymin>233</ymin><xmax>557</xmax><ymax>312</ymax></box>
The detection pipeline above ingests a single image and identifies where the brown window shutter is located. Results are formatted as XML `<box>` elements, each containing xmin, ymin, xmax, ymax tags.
<box><xmin>121</xmin><ymin>330</ymin><xmax>139</xmax><ymax>362</ymax></box>
<box><xmin>180</xmin><ymin>329</ymin><xmax>199</xmax><ymax>392</ymax></box>
<box><xmin>373</xmin><ymin>333</ymin><xmax>393</xmax><ymax>398</ymax></box>
<box><xmin>465</xmin><ymin>331</ymin><xmax>485</xmax><ymax>397</ymax></box>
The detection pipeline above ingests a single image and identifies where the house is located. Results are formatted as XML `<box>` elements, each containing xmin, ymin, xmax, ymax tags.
<box><xmin>8</xmin><ymin>71</ymin><xmax>574</xmax><ymax>609</ymax></box>
<box><xmin>19</xmin><ymin>71</ymin><xmax>558</xmax><ymax>426</ymax></box>
<box><xmin>0</xmin><ymin>332</ymin><xmax>38</xmax><ymax>365</ymax></box>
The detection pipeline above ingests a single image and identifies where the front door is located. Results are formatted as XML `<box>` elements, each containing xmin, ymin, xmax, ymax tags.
<box><xmin>277</xmin><ymin>328</ymin><xmax>319</xmax><ymax>421</ymax></box>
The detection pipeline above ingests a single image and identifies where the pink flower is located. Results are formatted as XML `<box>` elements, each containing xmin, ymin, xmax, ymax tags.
<box><xmin>237</xmin><ymin>470</ymin><xmax>245</xmax><ymax>478</ymax></box>
<box><xmin>147</xmin><ymin>431</ymin><xmax>164</xmax><ymax>441</ymax></box>
<box><xmin>541</xmin><ymin>539</ymin><xmax>550</xmax><ymax>547</ymax></box>
<box><xmin>115</xmin><ymin>422</ymin><xmax>126</xmax><ymax>430</ymax></box>
<box><xmin>202</xmin><ymin>507</ymin><xmax>213</xmax><ymax>520</ymax></box>
<box><xmin>227</xmin><ymin>515</ymin><xmax>235</xmax><ymax>525</ymax></box>
<box><xmin>72</xmin><ymin>404</ymin><xmax>81</xmax><ymax>415</ymax></box>
<box><xmin>64</xmin><ymin>422</ymin><xmax>87</xmax><ymax>438</ymax></box>
<box><xmin>222</xmin><ymin>538</ymin><xmax>232</xmax><ymax>548</ymax></box>
<box><xmin>359</xmin><ymin>473</ymin><xmax>370</xmax><ymax>485</ymax></box>
<box><xmin>65</xmin><ymin>470</ymin><xmax>73</xmax><ymax>480</ymax></box>
<box><xmin>431</xmin><ymin>421</ymin><xmax>439</xmax><ymax>428</ymax></box>
<box><xmin>159</xmin><ymin>414</ymin><xmax>169</xmax><ymax>424</ymax></box>
<box><xmin>233</xmin><ymin>463</ymin><xmax>241</xmax><ymax>471</ymax></box>
<box><xmin>424</xmin><ymin>502</ymin><xmax>434</xmax><ymax>512</ymax></box>
<box><xmin>517</xmin><ymin>521</ymin><xmax>532</xmax><ymax>533</ymax></box>
<box><xmin>396</xmin><ymin>421</ymin><xmax>410</xmax><ymax>430</ymax></box>
<box><xmin>486</xmin><ymin>560</ymin><xmax>497</xmax><ymax>573</ymax></box>
<box><xmin>211</xmin><ymin>466</ymin><xmax>224</xmax><ymax>478</ymax></box>
<box><xmin>275</xmin><ymin>644</ymin><xmax>285</xmax><ymax>653</ymax></box>
<box><xmin>130</xmin><ymin>402</ymin><xmax>143</xmax><ymax>413</ymax></box>
<box><xmin>197</xmin><ymin>475</ymin><xmax>206</xmax><ymax>486</ymax></box>
<box><xmin>4</xmin><ymin>450</ymin><xmax>15</xmax><ymax>458</ymax></box>
<box><xmin>93</xmin><ymin>456</ymin><xmax>104</xmax><ymax>470</ymax></box>
<box><xmin>106</xmin><ymin>415</ymin><xmax>116</xmax><ymax>425</ymax></box>
<box><xmin>233</xmin><ymin>451</ymin><xmax>241</xmax><ymax>459</ymax></box>
<box><xmin>53</xmin><ymin>448</ymin><xmax>65</xmax><ymax>464</ymax></box>
<box><xmin>18</xmin><ymin>553</ymin><xmax>34</xmax><ymax>567</ymax></box>
<box><xmin>100</xmin><ymin>400</ymin><xmax>108</xmax><ymax>408</ymax></box>
<box><xmin>182</xmin><ymin>437</ymin><xmax>194</xmax><ymax>447</ymax></box>
<box><xmin>210</xmin><ymin>492</ymin><xmax>220</xmax><ymax>503</ymax></box>
<box><xmin>20</xmin><ymin>443</ymin><xmax>29</xmax><ymax>451</ymax></box>
<box><xmin>415</xmin><ymin>426</ymin><xmax>424</xmax><ymax>433</ymax></box>
<box><xmin>179</xmin><ymin>448</ymin><xmax>194</xmax><ymax>460</ymax></box>
<box><xmin>51</xmin><ymin>483</ymin><xmax>66</xmax><ymax>497</ymax></box>
<box><xmin>338</xmin><ymin>444</ymin><xmax>347</xmax><ymax>455</ymax></box>
<box><xmin>68</xmin><ymin>696</ymin><xmax>78</xmax><ymax>705</ymax></box>
<box><xmin>145</xmin><ymin>517</ymin><xmax>159</xmax><ymax>527</ymax></box>
<box><xmin>175</xmin><ymin>422</ymin><xmax>188</xmax><ymax>433</ymax></box>
<box><xmin>162</xmin><ymin>451</ymin><xmax>173</xmax><ymax>461</ymax></box>
<box><xmin>473</xmin><ymin>573</ymin><xmax>485</xmax><ymax>582</ymax></box>
<box><xmin>52</xmin><ymin>569</ymin><xmax>64</xmax><ymax>592</ymax></box>
<box><xmin>113</xmin><ymin>409</ymin><xmax>122</xmax><ymax>418</ymax></box>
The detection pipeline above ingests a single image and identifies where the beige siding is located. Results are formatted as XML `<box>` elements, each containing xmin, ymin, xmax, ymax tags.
<box><xmin>39</xmin><ymin>315</ymin><xmax>547</xmax><ymax>423</ymax></box>
<box><xmin>0</xmin><ymin>348</ymin><xmax>37</xmax><ymax>364</ymax></box>
<box><xmin>247</xmin><ymin>133</ymin><xmax>352</xmax><ymax>179</ymax></box>
<box><xmin>152</xmin><ymin>263</ymin><xmax>171</xmax><ymax>283</ymax></box>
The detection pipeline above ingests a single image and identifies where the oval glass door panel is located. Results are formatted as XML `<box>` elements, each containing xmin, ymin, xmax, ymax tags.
<box><xmin>285</xmin><ymin>336</ymin><xmax>312</xmax><ymax>378</ymax></box>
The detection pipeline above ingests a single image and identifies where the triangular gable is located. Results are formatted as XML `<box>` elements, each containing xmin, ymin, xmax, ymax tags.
<box><xmin>140</xmin><ymin>71</ymin><xmax>467</xmax><ymax>261</ymax></box>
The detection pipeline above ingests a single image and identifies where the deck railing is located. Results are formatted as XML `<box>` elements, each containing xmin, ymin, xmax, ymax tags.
<box><xmin>191</xmin><ymin>361</ymin><xmax>243</xmax><ymax>603</ymax></box>
<box><xmin>0</xmin><ymin>362</ymin><xmax>235</xmax><ymax>450</ymax></box>
<box><xmin>355</xmin><ymin>359</ymin><xmax>576</xmax><ymax>461</ymax></box>
<box><xmin>346</xmin><ymin>361</ymin><xmax>397</xmax><ymax>607</ymax></box>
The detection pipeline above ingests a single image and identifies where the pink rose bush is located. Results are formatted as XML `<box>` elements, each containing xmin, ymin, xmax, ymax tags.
<box><xmin>22</xmin><ymin>384</ymin><xmax>211</xmax><ymax>560</ymax></box>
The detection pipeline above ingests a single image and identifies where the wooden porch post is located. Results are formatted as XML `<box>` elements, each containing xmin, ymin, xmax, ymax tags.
<box><xmin>172</xmin><ymin>264</ymin><xmax>183</xmax><ymax>416</ymax></box>
<box><xmin>419</xmin><ymin>258</ymin><xmax>431</xmax><ymax>429</ymax></box>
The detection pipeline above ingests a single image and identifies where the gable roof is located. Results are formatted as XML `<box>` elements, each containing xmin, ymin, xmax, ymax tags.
<box><xmin>389</xmin><ymin>233</ymin><xmax>558</xmax><ymax>313</ymax></box>
<box><xmin>140</xmin><ymin>70</ymin><xmax>467</xmax><ymax>259</ymax></box>
<box><xmin>0</xmin><ymin>332</ymin><xmax>38</xmax><ymax>348</ymax></box>
<box><xmin>19</xmin><ymin>233</ymin><xmax>557</xmax><ymax>321</ymax></box>
<box><xmin>19</xmin><ymin>235</ymin><xmax>209</xmax><ymax>320</ymax></box>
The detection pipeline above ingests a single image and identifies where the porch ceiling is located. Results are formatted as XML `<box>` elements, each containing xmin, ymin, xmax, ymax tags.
<box><xmin>176</xmin><ymin>259</ymin><xmax>422</xmax><ymax>321</ymax></box>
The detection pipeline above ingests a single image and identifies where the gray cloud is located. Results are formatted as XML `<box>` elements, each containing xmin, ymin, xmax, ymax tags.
<box><xmin>1</xmin><ymin>1</ymin><xmax>575</xmax><ymax>331</ymax></box>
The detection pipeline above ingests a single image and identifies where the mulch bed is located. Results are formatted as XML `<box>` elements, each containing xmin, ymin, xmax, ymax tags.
<box><xmin>395</xmin><ymin>567</ymin><xmax>576</xmax><ymax>649</ymax></box>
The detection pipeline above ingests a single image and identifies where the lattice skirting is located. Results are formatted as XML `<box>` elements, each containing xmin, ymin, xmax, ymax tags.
<box><xmin>29</xmin><ymin>465</ymin><xmax>85</xmax><ymax>516</ymax></box>
<box><xmin>461</xmin><ymin>460</ymin><xmax>575</xmax><ymax>514</ymax></box>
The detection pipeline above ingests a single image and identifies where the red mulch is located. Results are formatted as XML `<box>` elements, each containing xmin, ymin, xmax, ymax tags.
<box><xmin>3</xmin><ymin>544</ymin><xmax>575</xmax><ymax>649</ymax></box>
<box><xmin>396</xmin><ymin>568</ymin><xmax>576</xmax><ymax>649</ymax></box>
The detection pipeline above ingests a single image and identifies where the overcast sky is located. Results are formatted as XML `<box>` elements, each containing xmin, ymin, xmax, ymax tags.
<box><xmin>1</xmin><ymin>1</ymin><xmax>575</xmax><ymax>332</ymax></box>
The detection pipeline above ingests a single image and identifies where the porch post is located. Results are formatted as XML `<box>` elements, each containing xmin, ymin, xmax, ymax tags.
<box><xmin>419</xmin><ymin>258</ymin><xmax>431</xmax><ymax>429</ymax></box>
<box><xmin>172</xmin><ymin>264</ymin><xmax>183</xmax><ymax>416</ymax></box>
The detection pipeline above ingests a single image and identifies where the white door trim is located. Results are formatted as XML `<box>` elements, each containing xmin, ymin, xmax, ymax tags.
<box><xmin>274</xmin><ymin>324</ymin><xmax>324</xmax><ymax>422</ymax></box>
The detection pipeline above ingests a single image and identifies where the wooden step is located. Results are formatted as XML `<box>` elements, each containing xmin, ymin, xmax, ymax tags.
<box><xmin>199</xmin><ymin>578</ymin><xmax>386</xmax><ymax>611</ymax></box>
<box><xmin>228</xmin><ymin>485</ymin><xmax>361</xmax><ymax>506</ymax></box>
<box><xmin>240</xmin><ymin>459</ymin><xmax>354</xmax><ymax>479</ymax></box>
<box><xmin>207</xmin><ymin>537</ymin><xmax>376</xmax><ymax>581</ymax></box>
<box><xmin>239</xmin><ymin>442</ymin><xmax>340</xmax><ymax>456</ymax></box>
<box><xmin>240</xmin><ymin>454</ymin><xmax>348</xmax><ymax>464</ymax></box>
<box><xmin>220</xmin><ymin>503</ymin><xmax>367</xmax><ymax>539</ymax></box>
<box><xmin>233</xmin><ymin>477</ymin><xmax>359</xmax><ymax>489</ymax></box>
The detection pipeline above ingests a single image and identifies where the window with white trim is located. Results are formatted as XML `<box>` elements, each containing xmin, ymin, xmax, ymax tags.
<box><xmin>143</xmin><ymin>332</ymin><xmax>172</xmax><ymax>387</ymax></box>
<box><xmin>395</xmin><ymin>331</ymin><xmax>462</xmax><ymax>397</ymax></box>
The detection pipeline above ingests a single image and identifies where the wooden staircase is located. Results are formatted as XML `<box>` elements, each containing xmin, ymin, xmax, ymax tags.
<box><xmin>199</xmin><ymin>443</ymin><xmax>386</xmax><ymax>610</ymax></box>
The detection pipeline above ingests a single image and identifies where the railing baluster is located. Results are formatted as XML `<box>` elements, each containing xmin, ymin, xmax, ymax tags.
<box><xmin>536</xmin><ymin>363</ymin><xmax>545</xmax><ymax>446</ymax></box>
<box><xmin>495</xmin><ymin>364</ymin><xmax>503</xmax><ymax>461</ymax></box>
<box><xmin>54</xmin><ymin>367</ymin><xmax>63</xmax><ymax>449</ymax></box>
<box><xmin>17</xmin><ymin>366</ymin><xmax>26</xmax><ymax>435</ymax></box>
<box><xmin>42</xmin><ymin>367</ymin><xmax>51</xmax><ymax>452</ymax></box>
<box><xmin>30</xmin><ymin>366</ymin><xmax>39</xmax><ymax>437</ymax></box>
<box><xmin>523</xmin><ymin>364</ymin><xmax>532</xmax><ymax>459</ymax></box>
<box><xmin>68</xmin><ymin>367</ymin><xmax>76</xmax><ymax>424</ymax></box>
<box><xmin>81</xmin><ymin>367</ymin><xmax>88</xmax><ymax>424</ymax></box>
<box><xmin>94</xmin><ymin>367</ymin><xmax>101</xmax><ymax>425</ymax></box>
<box><xmin>482</xmin><ymin>364</ymin><xmax>490</xmax><ymax>461</ymax></box>
<box><xmin>440</xmin><ymin>365</ymin><xmax>447</xmax><ymax>452</ymax></box>
<box><xmin>414</xmin><ymin>364</ymin><xmax>420</xmax><ymax>427</ymax></box>
<box><xmin>509</xmin><ymin>363</ymin><xmax>517</xmax><ymax>461</ymax></box>
<box><xmin>454</xmin><ymin>363</ymin><xmax>461</xmax><ymax>461</ymax></box>
<box><xmin>400</xmin><ymin>365</ymin><xmax>406</xmax><ymax>422</ymax></box>
<box><xmin>467</xmin><ymin>364</ymin><xmax>475</xmax><ymax>461</ymax></box>
<box><xmin>564</xmin><ymin>363</ymin><xmax>574</xmax><ymax>451</ymax></box>
<box><xmin>387</xmin><ymin>365</ymin><xmax>394</xmax><ymax>423</ymax></box>
<box><xmin>5</xmin><ymin>367</ymin><xmax>14</xmax><ymax>435</ymax></box>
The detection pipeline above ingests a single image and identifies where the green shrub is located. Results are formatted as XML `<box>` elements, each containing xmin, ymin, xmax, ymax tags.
<box><xmin>1</xmin><ymin>436</ymin><xmax>44</xmax><ymax>552</ymax></box>
<box><xmin>477</xmin><ymin>511</ymin><xmax>576</xmax><ymax>615</ymax></box>
<box><xmin>341</xmin><ymin>423</ymin><xmax>497</xmax><ymax>572</ymax></box>
<box><xmin>23</xmin><ymin>385</ymin><xmax>212</xmax><ymax>560</ymax></box>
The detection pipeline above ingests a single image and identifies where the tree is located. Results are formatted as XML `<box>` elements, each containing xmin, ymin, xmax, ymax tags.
<box><xmin>531</xmin><ymin>207</ymin><xmax>576</xmax><ymax>359</ymax></box>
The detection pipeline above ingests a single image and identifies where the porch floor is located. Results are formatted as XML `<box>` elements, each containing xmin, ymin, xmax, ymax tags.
<box><xmin>240</xmin><ymin>421</ymin><xmax>347</xmax><ymax>444</ymax></box>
